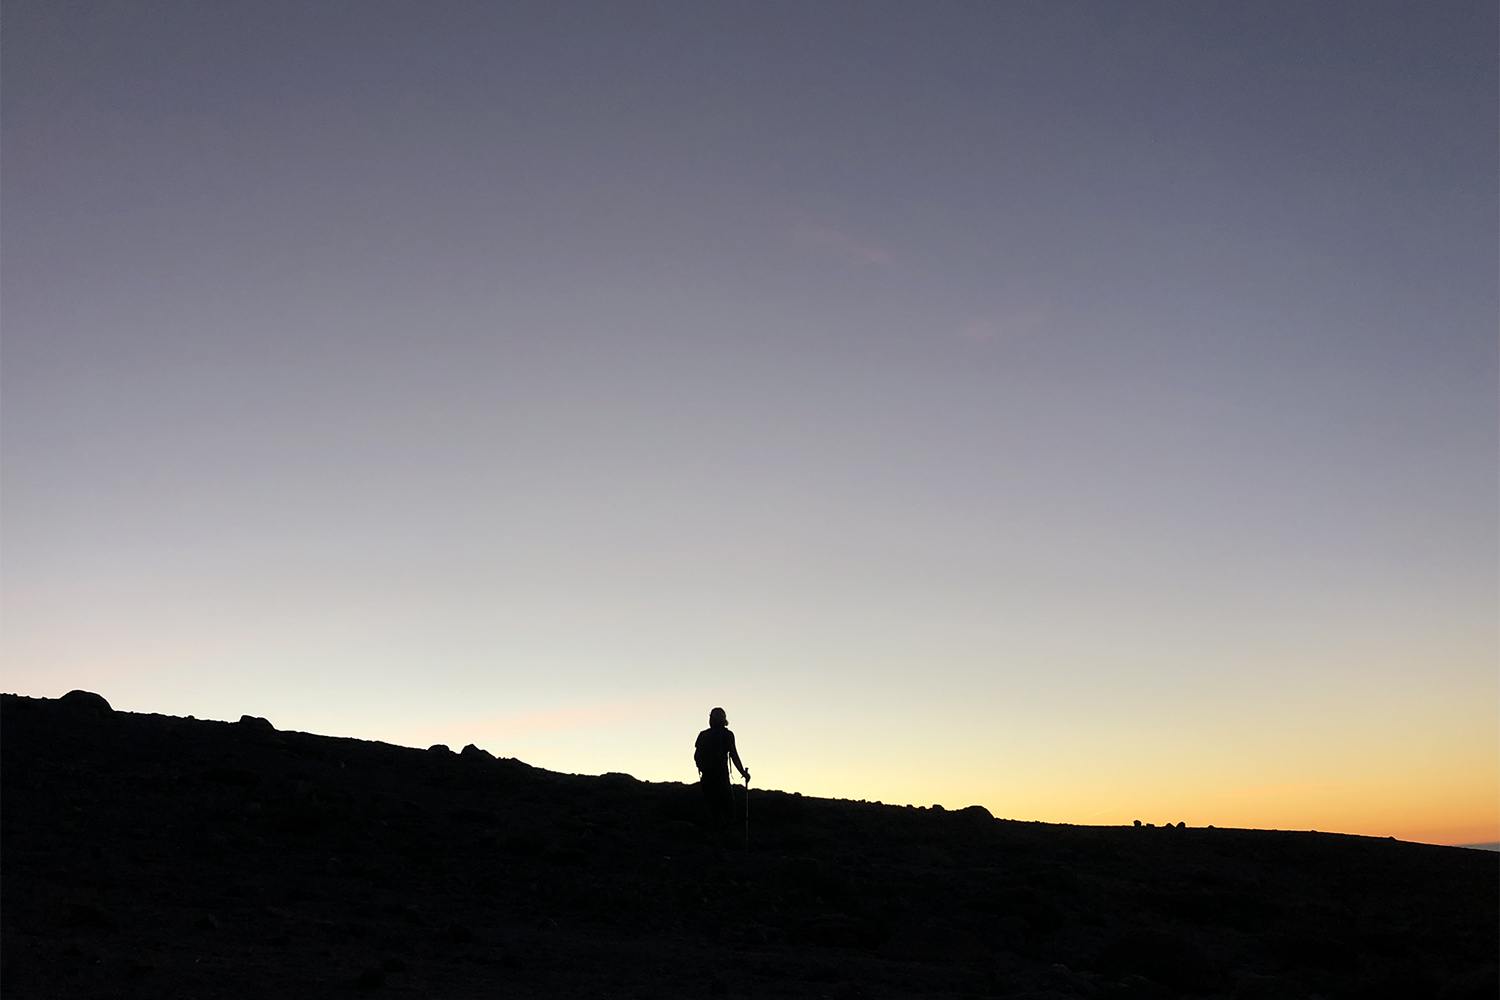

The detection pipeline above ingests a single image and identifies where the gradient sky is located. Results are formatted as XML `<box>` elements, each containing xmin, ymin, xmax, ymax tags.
<box><xmin>3</xmin><ymin>1</ymin><xmax>1495</xmax><ymax>846</ymax></box>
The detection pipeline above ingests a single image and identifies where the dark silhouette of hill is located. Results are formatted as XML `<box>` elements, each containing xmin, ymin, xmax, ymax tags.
<box><xmin>3</xmin><ymin>692</ymin><xmax>1495</xmax><ymax>999</ymax></box>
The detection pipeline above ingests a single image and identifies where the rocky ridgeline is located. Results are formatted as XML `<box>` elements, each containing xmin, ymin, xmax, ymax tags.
<box><xmin>3</xmin><ymin>691</ymin><xmax>1496</xmax><ymax>999</ymax></box>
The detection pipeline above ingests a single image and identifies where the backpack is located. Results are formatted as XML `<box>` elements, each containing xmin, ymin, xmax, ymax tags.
<box><xmin>694</xmin><ymin>729</ymin><xmax>722</xmax><ymax>774</ymax></box>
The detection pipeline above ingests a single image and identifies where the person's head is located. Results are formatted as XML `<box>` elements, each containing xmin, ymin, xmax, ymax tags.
<box><xmin>708</xmin><ymin>706</ymin><xmax>728</xmax><ymax>728</ymax></box>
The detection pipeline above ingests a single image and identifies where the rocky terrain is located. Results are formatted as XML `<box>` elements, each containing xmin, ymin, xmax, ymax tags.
<box><xmin>3</xmin><ymin>691</ymin><xmax>1495</xmax><ymax>998</ymax></box>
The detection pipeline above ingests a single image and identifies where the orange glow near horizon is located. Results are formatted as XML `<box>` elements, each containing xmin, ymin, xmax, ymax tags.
<box><xmin>361</xmin><ymin>683</ymin><xmax>1500</xmax><ymax>848</ymax></box>
<box><xmin>3</xmin><ymin>674</ymin><xmax>1493</xmax><ymax>848</ymax></box>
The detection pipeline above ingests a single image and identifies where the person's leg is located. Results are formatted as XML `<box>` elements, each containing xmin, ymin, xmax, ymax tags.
<box><xmin>700</xmin><ymin>776</ymin><xmax>717</xmax><ymax>828</ymax></box>
<box><xmin>711</xmin><ymin>776</ymin><xmax>732</xmax><ymax>831</ymax></box>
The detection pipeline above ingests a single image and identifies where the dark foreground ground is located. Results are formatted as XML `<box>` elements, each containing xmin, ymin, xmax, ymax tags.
<box><xmin>3</xmin><ymin>693</ymin><xmax>1495</xmax><ymax>999</ymax></box>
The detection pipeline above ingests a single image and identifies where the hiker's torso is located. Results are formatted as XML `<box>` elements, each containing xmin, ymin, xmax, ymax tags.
<box><xmin>695</xmin><ymin>726</ymin><xmax>735</xmax><ymax>778</ymax></box>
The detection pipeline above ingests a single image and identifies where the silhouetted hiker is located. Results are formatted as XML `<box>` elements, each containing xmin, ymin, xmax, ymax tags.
<box><xmin>694</xmin><ymin>707</ymin><xmax>749</xmax><ymax>834</ymax></box>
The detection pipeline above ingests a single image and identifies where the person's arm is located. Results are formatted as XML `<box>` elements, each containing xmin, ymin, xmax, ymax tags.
<box><xmin>728</xmin><ymin>731</ymin><xmax>750</xmax><ymax>782</ymax></box>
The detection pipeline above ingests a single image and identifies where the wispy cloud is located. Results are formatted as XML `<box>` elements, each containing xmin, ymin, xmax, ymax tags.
<box><xmin>958</xmin><ymin>318</ymin><xmax>1002</xmax><ymax>344</ymax></box>
<box><xmin>956</xmin><ymin>301</ymin><xmax>1052</xmax><ymax>346</ymax></box>
<box><xmin>792</xmin><ymin>221</ymin><xmax>895</xmax><ymax>269</ymax></box>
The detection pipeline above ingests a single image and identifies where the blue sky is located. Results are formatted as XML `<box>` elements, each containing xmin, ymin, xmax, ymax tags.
<box><xmin>3</xmin><ymin>1</ymin><xmax>1495</xmax><ymax>843</ymax></box>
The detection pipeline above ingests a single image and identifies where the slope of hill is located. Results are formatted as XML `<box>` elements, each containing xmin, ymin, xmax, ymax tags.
<box><xmin>3</xmin><ymin>692</ymin><xmax>1495</xmax><ymax>998</ymax></box>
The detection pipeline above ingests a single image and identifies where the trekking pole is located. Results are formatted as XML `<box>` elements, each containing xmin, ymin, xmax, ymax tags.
<box><xmin>743</xmin><ymin>773</ymin><xmax>751</xmax><ymax>849</ymax></box>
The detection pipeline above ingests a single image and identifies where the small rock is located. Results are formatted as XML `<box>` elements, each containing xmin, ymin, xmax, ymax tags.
<box><xmin>427</xmin><ymin>744</ymin><xmax>451</xmax><ymax>754</ymax></box>
<box><xmin>1112</xmin><ymin>973</ymin><xmax>1167</xmax><ymax>998</ymax></box>
<box><xmin>59</xmin><ymin>690</ymin><xmax>112</xmax><ymax>715</ymax></box>
<box><xmin>238</xmin><ymin>715</ymin><xmax>275</xmax><ymax>732</ymax></box>
<box><xmin>460</xmin><ymin>744</ymin><xmax>494</xmax><ymax>761</ymax></box>
<box><xmin>391</xmin><ymin>903</ymin><xmax>425</xmax><ymax>926</ymax></box>
<box><xmin>1233</xmin><ymin>971</ymin><xmax>1290</xmax><ymax>999</ymax></box>
<box><xmin>1133</xmin><ymin>819</ymin><xmax>1143</xmax><ymax>828</ymax></box>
